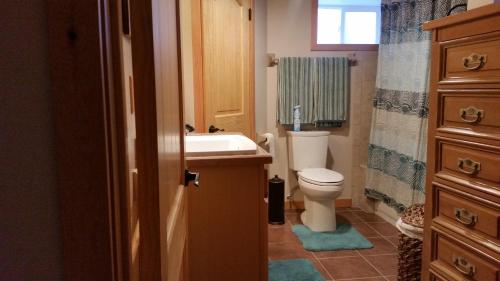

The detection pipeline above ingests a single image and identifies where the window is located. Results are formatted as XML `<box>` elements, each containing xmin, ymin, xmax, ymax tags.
<box><xmin>312</xmin><ymin>0</ymin><xmax>381</xmax><ymax>51</ymax></box>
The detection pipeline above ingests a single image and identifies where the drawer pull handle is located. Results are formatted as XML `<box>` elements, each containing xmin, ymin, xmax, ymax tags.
<box><xmin>452</xmin><ymin>255</ymin><xmax>476</xmax><ymax>277</ymax></box>
<box><xmin>462</xmin><ymin>53</ymin><xmax>487</xmax><ymax>70</ymax></box>
<box><xmin>459</xmin><ymin>106</ymin><xmax>484</xmax><ymax>123</ymax></box>
<box><xmin>454</xmin><ymin>208</ymin><xmax>478</xmax><ymax>226</ymax></box>
<box><xmin>457</xmin><ymin>158</ymin><xmax>481</xmax><ymax>175</ymax></box>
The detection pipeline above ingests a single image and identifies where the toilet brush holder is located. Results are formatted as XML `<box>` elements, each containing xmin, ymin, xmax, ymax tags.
<box><xmin>268</xmin><ymin>175</ymin><xmax>285</xmax><ymax>225</ymax></box>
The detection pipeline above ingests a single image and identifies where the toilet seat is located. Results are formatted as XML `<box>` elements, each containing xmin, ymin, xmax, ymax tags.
<box><xmin>298</xmin><ymin>168</ymin><xmax>344</xmax><ymax>186</ymax></box>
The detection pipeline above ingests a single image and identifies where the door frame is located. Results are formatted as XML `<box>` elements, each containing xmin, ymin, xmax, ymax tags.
<box><xmin>47</xmin><ymin>0</ymin><xmax>185</xmax><ymax>280</ymax></box>
<box><xmin>191</xmin><ymin>0</ymin><xmax>256</xmax><ymax>138</ymax></box>
<box><xmin>47</xmin><ymin>0</ymin><xmax>127</xmax><ymax>280</ymax></box>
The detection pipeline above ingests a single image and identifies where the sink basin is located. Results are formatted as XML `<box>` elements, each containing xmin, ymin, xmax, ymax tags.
<box><xmin>185</xmin><ymin>134</ymin><xmax>257</xmax><ymax>156</ymax></box>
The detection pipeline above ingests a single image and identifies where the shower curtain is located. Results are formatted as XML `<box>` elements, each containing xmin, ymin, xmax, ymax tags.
<box><xmin>365</xmin><ymin>0</ymin><xmax>465</xmax><ymax>212</ymax></box>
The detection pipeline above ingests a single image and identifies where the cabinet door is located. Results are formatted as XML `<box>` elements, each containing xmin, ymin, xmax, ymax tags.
<box><xmin>188</xmin><ymin>165</ymin><xmax>264</xmax><ymax>280</ymax></box>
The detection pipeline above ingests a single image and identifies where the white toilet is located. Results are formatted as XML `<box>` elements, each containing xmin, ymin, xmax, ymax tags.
<box><xmin>287</xmin><ymin>131</ymin><xmax>344</xmax><ymax>232</ymax></box>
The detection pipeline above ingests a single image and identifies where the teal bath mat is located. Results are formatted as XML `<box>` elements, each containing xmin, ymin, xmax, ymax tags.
<box><xmin>269</xmin><ymin>259</ymin><xmax>324</xmax><ymax>281</ymax></box>
<box><xmin>292</xmin><ymin>224</ymin><xmax>373</xmax><ymax>251</ymax></box>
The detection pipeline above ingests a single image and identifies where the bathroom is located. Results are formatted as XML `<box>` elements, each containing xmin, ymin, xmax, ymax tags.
<box><xmin>2</xmin><ymin>0</ymin><xmax>499</xmax><ymax>280</ymax></box>
<box><xmin>178</xmin><ymin>0</ymin><xmax>499</xmax><ymax>280</ymax></box>
<box><xmin>181</xmin><ymin>0</ymin><xmax>394</xmax><ymax>280</ymax></box>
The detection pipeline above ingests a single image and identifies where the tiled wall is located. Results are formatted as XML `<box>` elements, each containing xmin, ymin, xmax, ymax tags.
<box><xmin>350</xmin><ymin>54</ymin><xmax>377</xmax><ymax>210</ymax></box>
<box><xmin>266</xmin><ymin>0</ymin><xmax>378</xmax><ymax>208</ymax></box>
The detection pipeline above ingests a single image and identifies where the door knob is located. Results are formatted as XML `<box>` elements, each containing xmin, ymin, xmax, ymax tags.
<box><xmin>184</xmin><ymin>169</ymin><xmax>200</xmax><ymax>188</ymax></box>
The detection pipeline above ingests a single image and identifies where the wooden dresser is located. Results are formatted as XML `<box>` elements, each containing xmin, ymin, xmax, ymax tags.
<box><xmin>422</xmin><ymin>4</ymin><xmax>500</xmax><ymax>281</ymax></box>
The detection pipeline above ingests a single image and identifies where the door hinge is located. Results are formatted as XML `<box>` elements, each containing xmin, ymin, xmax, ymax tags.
<box><xmin>248</xmin><ymin>8</ymin><xmax>252</xmax><ymax>21</ymax></box>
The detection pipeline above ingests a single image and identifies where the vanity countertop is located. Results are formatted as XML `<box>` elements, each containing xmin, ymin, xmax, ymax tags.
<box><xmin>186</xmin><ymin>146</ymin><xmax>272</xmax><ymax>168</ymax></box>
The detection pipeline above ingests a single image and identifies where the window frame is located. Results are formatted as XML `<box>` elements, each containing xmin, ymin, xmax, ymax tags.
<box><xmin>311</xmin><ymin>0</ymin><xmax>379</xmax><ymax>51</ymax></box>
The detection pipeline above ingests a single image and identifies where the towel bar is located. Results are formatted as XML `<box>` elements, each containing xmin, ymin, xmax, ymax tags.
<box><xmin>267</xmin><ymin>53</ymin><xmax>357</xmax><ymax>67</ymax></box>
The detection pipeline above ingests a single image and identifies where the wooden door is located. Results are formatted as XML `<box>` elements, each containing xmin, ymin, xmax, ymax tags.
<box><xmin>129</xmin><ymin>0</ymin><xmax>187</xmax><ymax>280</ymax></box>
<box><xmin>201</xmin><ymin>0</ymin><xmax>254</xmax><ymax>137</ymax></box>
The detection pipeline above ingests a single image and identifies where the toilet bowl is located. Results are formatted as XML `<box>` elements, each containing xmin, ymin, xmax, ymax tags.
<box><xmin>287</xmin><ymin>131</ymin><xmax>345</xmax><ymax>232</ymax></box>
<box><xmin>298</xmin><ymin>168</ymin><xmax>344</xmax><ymax>232</ymax></box>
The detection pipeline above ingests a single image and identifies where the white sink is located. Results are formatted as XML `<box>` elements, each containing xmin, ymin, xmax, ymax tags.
<box><xmin>185</xmin><ymin>134</ymin><xmax>257</xmax><ymax>156</ymax></box>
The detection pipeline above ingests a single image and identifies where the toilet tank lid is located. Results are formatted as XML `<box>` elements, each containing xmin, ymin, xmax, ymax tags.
<box><xmin>298</xmin><ymin>168</ymin><xmax>344</xmax><ymax>183</ymax></box>
<box><xmin>287</xmin><ymin>131</ymin><xmax>330</xmax><ymax>137</ymax></box>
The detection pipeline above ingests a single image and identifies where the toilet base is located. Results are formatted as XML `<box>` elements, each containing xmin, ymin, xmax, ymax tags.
<box><xmin>301</xmin><ymin>197</ymin><xmax>337</xmax><ymax>232</ymax></box>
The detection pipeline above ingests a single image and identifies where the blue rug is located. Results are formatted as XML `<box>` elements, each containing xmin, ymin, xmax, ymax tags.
<box><xmin>292</xmin><ymin>224</ymin><xmax>373</xmax><ymax>251</ymax></box>
<box><xmin>269</xmin><ymin>259</ymin><xmax>325</xmax><ymax>281</ymax></box>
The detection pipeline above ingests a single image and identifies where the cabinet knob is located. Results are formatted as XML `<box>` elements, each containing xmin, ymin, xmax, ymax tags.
<box><xmin>185</xmin><ymin>170</ymin><xmax>200</xmax><ymax>188</ymax></box>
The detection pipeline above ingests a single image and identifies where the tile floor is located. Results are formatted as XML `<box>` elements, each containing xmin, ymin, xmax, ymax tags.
<box><xmin>268</xmin><ymin>208</ymin><xmax>400</xmax><ymax>281</ymax></box>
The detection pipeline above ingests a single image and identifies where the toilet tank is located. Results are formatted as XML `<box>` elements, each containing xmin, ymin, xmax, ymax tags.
<box><xmin>287</xmin><ymin>131</ymin><xmax>330</xmax><ymax>171</ymax></box>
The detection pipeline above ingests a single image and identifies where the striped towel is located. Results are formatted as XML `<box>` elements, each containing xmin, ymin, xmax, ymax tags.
<box><xmin>277</xmin><ymin>57</ymin><xmax>349</xmax><ymax>127</ymax></box>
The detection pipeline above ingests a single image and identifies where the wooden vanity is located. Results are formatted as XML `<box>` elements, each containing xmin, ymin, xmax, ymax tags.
<box><xmin>186</xmin><ymin>147</ymin><xmax>271</xmax><ymax>281</ymax></box>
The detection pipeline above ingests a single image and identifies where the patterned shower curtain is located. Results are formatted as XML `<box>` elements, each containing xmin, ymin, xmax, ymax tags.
<box><xmin>365</xmin><ymin>0</ymin><xmax>466</xmax><ymax>212</ymax></box>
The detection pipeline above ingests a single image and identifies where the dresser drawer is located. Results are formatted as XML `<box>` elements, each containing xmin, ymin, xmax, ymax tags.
<box><xmin>430</xmin><ymin>275</ymin><xmax>446</xmax><ymax>281</ymax></box>
<box><xmin>430</xmin><ymin>262</ymin><xmax>473</xmax><ymax>281</ymax></box>
<box><xmin>439</xmin><ymin>90</ymin><xmax>500</xmax><ymax>138</ymax></box>
<box><xmin>442</xmin><ymin>35</ymin><xmax>500</xmax><ymax>84</ymax></box>
<box><xmin>430</xmin><ymin>271</ymin><xmax>449</xmax><ymax>281</ymax></box>
<box><xmin>437</xmin><ymin>188</ymin><xmax>500</xmax><ymax>241</ymax></box>
<box><xmin>434</xmin><ymin>235</ymin><xmax>499</xmax><ymax>281</ymax></box>
<box><xmin>439</xmin><ymin>140</ymin><xmax>500</xmax><ymax>189</ymax></box>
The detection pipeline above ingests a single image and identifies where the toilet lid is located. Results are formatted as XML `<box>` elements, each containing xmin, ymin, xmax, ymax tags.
<box><xmin>298</xmin><ymin>168</ymin><xmax>344</xmax><ymax>185</ymax></box>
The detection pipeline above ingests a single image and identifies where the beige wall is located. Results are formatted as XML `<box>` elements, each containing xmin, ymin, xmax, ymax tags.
<box><xmin>254</xmin><ymin>0</ymin><xmax>268</xmax><ymax>134</ymax></box>
<box><xmin>266</xmin><ymin>0</ymin><xmax>377</xmax><ymax>208</ymax></box>
<box><xmin>180</xmin><ymin>0</ymin><xmax>196</xmax><ymax>128</ymax></box>
<box><xmin>0</xmin><ymin>1</ymin><xmax>63</xmax><ymax>280</ymax></box>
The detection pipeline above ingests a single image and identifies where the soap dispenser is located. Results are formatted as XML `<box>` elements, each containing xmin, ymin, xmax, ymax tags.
<box><xmin>293</xmin><ymin>105</ymin><xmax>301</xmax><ymax>132</ymax></box>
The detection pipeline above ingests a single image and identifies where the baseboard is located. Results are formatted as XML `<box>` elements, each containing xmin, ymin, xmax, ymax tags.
<box><xmin>374</xmin><ymin>201</ymin><xmax>399</xmax><ymax>225</ymax></box>
<box><xmin>284</xmin><ymin>199</ymin><xmax>352</xmax><ymax>210</ymax></box>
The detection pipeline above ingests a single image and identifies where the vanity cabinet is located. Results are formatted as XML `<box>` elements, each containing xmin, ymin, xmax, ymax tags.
<box><xmin>422</xmin><ymin>4</ymin><xmax>500</xmax><ymax>281</ymax></box>
<box><xmin>186</xmin><ymin>148</ymin><xmax>271</xmax><ymax>281</ymax></box>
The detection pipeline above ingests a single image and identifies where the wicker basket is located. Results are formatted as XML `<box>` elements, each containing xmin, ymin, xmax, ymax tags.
<box><xmin>397</xmin><ymin>204</ymin><xmax>424</xmax><ymax>281</ymax></box>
